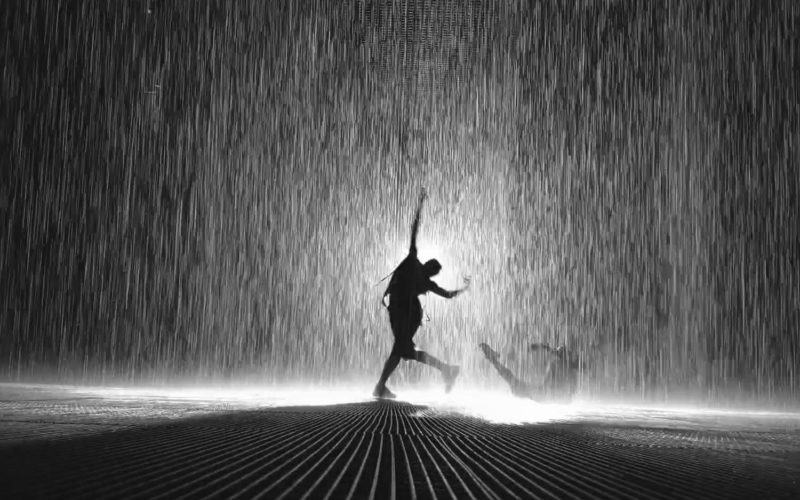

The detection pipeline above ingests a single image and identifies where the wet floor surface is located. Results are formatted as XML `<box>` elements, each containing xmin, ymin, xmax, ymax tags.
<box><xmin>1</xmin><ymin>384</ymin><xmax>798</xmax><ymax>499</ymax></box>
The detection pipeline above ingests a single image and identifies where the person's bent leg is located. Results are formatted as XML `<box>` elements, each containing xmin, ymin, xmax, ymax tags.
<box><xmin>415</xmin><ymin>350</ymin><xmax>460</xmax><ymax>393</ymax></box>
<box><xmin>414</xmin><ymin>350</ymin><xmax>448</xmax><ymax>371</ymax></box>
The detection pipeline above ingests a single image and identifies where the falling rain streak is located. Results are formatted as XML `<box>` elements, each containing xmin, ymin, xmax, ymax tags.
<box><xmin>0</xmin><ymin>1</ymin><xmax>798</xmax><ymax>404</ymax></box>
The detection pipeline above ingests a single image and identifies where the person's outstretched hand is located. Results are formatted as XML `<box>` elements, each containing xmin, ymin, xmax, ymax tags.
<box><xmin>451</xmin><ymin>276</ymin><xmax>471</xmax><ymax>298</ymax></box>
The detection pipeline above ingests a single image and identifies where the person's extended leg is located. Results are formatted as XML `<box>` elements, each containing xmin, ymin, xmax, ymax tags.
<box><xmin>374</xmin><ymin>354</ymin><xmax>401</xmax><ymax>398</ymax></box>
<box><xmin>415</xmin><ymin>350</ymin><xmax>460</xmax><ymax>393</ymax></box>
<box><xmin>479</xmin><ymin>343</ymin><xmax>536</xmax><ymax>398</ymax></box>
<box><xmin>414</xmin><ymin>350</ymin><xmax>447</xmax><ymax>370</ymax></box>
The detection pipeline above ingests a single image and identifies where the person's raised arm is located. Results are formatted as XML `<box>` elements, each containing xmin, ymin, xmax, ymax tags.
<box><xmin>409</xmin><ymin>189</ymin><xmax>427</xmax><ymax>254</ymax></box>
<box><xmin>429</xmin><ymin>276</ymin><xmax>470</xmax><ymax>299</ymax></box>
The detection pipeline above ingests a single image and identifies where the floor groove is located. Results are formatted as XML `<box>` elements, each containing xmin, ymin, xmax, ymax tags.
<box><xmin>1</xmin><ymin>398</ymin><xmax>799</xmax><ymax>499</ymax></box>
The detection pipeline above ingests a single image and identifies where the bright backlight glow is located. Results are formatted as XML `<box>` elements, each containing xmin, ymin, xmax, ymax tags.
<box><xmin>43</xmin><ymin>383</ymin><xmax>800</xmax><ymax>430</ymax></box>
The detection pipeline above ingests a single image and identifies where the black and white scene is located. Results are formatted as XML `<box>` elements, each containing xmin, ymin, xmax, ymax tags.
<box><xmin>1</xmin><ymin>1</ymin><xmax>799</xmax><ymax>498</ymax></box>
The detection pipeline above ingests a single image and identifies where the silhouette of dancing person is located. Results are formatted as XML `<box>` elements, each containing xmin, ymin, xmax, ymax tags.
<box><xmin>373</xmin><ymin>190</ymin><xmax>469</xmax><ymax>399</ymax></box>
<box><xmin>479</xmin><ymin>342</ymin><xmax>579</xmax><ymax>402</ymax></box>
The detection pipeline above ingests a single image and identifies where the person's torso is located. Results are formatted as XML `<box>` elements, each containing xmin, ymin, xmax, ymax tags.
<box><xmin>387</xmin><ymin>255</ymin><xmax>430</xmax><ymax>308</ymax></box>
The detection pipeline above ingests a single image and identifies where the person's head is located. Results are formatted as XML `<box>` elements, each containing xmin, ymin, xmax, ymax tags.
<box><xmin>423</xmin><ymin>259</ymin><xmax>442</xmax><ymax>277</ymax></box>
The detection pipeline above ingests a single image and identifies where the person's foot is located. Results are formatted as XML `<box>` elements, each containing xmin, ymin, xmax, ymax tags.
<box><xmin>479</xmin><ymin>342</ymin><xmax>499</xmax><ymax>362</ymax></box>
<box><xmin>443</xmin><ymin>365</ymin><xmax>460</xmax><ymax>393</ymax></box>
<box><xmin>372</xmin><ymin>384</ymin><xmax>396</xmax><ymax>400</ymax></box>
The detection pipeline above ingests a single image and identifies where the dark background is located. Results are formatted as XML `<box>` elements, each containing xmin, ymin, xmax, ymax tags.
<box><xmin>1</xmin><ymin>1</ymin><xmax>798</xmax><ymax>401</ymax></box>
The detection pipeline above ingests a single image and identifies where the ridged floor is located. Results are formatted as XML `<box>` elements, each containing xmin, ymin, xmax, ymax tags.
<box><xmin>1</xmin><ymin>395</ymin><xmax>798</xmax><ymax>499</ymax></box>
